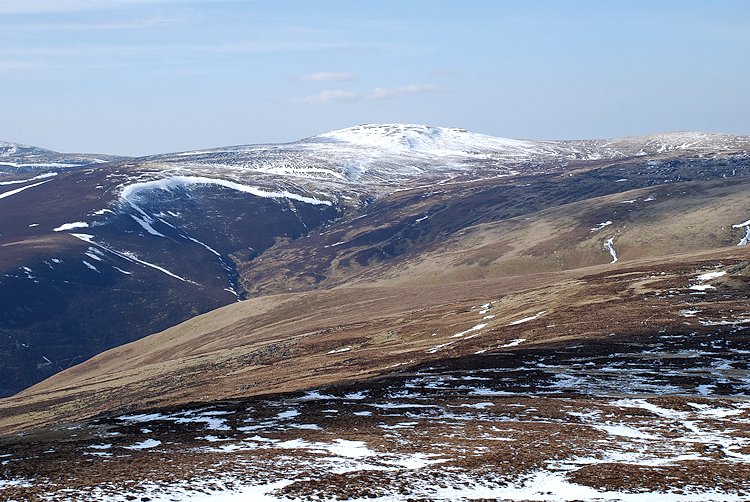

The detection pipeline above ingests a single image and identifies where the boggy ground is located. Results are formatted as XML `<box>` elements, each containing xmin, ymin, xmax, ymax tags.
<box><xmin>1</xmin><ymin>251</ymin><xmax>750</xmax><ymax>500</ymax></box>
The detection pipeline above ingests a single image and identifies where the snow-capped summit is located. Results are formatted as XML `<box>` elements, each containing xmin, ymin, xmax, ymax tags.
<box><xmin>0</xmin><ymin>141</ymin><xmax>46</xmax><ymax>158</ymax></box>
<box><xmin>312</xmin><ymin>123</ymin><xmax>539</xmax><ymax>156</ymax></box>
<box><xmin>138</xmin><ymin>124</ymin><xmax>749</xmax><ymax>197</ymax></box>
<box><xmin>312</xmin><ymin>124</ymin><xmax>750</xmax><ymax>158</ymax></box>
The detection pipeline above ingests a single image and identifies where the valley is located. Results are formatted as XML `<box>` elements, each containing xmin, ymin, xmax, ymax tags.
<box><xmin>0</xmin><ymin>125</ymin><xmax>749</xmax><ymax>500</ymax></box>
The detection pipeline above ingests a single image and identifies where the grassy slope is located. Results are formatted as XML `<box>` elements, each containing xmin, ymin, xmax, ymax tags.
<box><xmin>1</xmin><ymin>168</ymin><xmax>748</xmax><ymax>434</ymax></box>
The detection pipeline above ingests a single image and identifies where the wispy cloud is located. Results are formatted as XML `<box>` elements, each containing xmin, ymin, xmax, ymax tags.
<box><xmin>297</xmin><ymin>72</ymin><xmax>354</xmax><ymax>83</ymax></box>
<box><xmin>297</xmin><ymin>89</ymin><xmax>359</xmax><ymax>104</ymax></box>
<box><xmin>0</xmin><ymin>0</ymin><xmax>211</xmax><ymax>14</ymax></box>
<box><xmin>366</xmin><ymin>84</ymin><xmax>439</xmax><ymax>100</ymax></box>
<box><xmin>2</xmin><ymin>16</ymin><xmax>192</xmax><ymax>31</ymax></box>
<box><xmin>0</xmin><ymin>59</ymin><xmax>47</xmax><ymax>73</ymax></box>
<box><xmin>297</xmin><ymin>84</ymin><xmax>440</xmax><ymax>105</ymax></box>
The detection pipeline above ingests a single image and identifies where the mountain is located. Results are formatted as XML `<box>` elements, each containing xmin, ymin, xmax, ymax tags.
<box><xmin>141</xmin><ymin>125</ymin><xmax>750</xmax><ymax>191</ymax></box>
<box><xmin>0</xmin><ymin>141</ymin><xmax>126</xmax><ymax>172</ymax></box>
<box><xmin>1</xmin><ymin>125</ymin><xmax>750</xmax><ymax>500</ymax></box>
<box><xmin>0</xmin><ymin>125</ymin><xmax>748</xmax><ymax>397</ymax></box>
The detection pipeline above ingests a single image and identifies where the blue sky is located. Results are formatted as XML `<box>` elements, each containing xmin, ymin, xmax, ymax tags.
<box><xmin>1</xmin><ymin>0</ymin><xmax>748</xmax><ymax>155</ymax></box>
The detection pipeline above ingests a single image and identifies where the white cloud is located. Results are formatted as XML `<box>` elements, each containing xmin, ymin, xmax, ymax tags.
<box><xmin>298</xmin><ymin>72</ymin><xmax>354</xmax><ymax>82</ymax></box>
<box><xmin>297</xmin><ymin>84</ymin><xmax>440</xmax><ymax>105</ymax></box>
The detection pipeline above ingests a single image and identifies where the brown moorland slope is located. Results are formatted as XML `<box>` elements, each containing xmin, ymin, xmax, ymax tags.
<box><xmin>0</xmin><ymin>246</ymin><xmax>748</xmax><ymax>500</ymax></box>
<box><xmin>1</xmin><ymin>177</ymin><xmax>747</xmax><ymax>434</ymax></box>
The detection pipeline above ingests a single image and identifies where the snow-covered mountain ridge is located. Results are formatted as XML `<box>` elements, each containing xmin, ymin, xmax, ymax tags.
<box><xmin>313</xmin><ymin>125</ymin><xmax>749</xmax><ymax>157</ymax></box>
<box><xmin>124</xmin><ymin>124</ymin><xmax>750</xmax><ymax>207</ymax></box>
<box><xmin>0</xmin><ymin>141</ymin><xmax>126</xmax><ymax>170</ymax></box>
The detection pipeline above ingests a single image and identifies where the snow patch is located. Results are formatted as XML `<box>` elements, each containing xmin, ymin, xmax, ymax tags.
<box><xmin>732</xmin><ymin>219</ymin><xmax>750</xmax><ymax>246</ymax></box>
<box><xmin>590</xmin><ymin>220</ymin><xmax>612</xmax><ymax>232</ymax></box>
<box><xmin>508</xmin><ymin>312</ymin><xmax>545</xmax><ymax>326</ymax></box>
<box><xmin>451</xmin><ymin>323</ymin><xmax>487</xmax><ymax>338</ymax></box>
<box><xmin>124</xmin><ymin>439</ymin><xmax>161</xmax><ymax>450</ymax></box>
<box><xmin>696</xmin><ymin>270</ymin><xmax>726</xmax><ymax>282</ymax></box>
<box><xmin>604</xmin><ymin>237</ymin><xmax>618</xmax><ymax>263</ymax></box>
<box><xmin>53</xmin><ymin>221</ymin><xmax>89</xmax><ymax>232</ymax></box>
<box><xmin>689</xmin><ymin>285</ymin><xmax>716</xmax><ymax>292</ymax></box>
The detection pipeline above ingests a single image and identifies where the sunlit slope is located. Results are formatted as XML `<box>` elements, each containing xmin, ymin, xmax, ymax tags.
<box><xmin>1</xmin><ymin>172</ymin><xmax>747</xmax><ymax>433</ymax></box>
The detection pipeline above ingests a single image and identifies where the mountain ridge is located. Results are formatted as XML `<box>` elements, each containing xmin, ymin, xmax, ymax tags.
<box><xmin>0</xmin><ymin>123</ymin><xmax>748</xmax><ymax>397</ymax></box>
<box><xmin>3</xmin><ymin>124</ymin><xmax>749</xmax><ymax>177</ymax></box>
<box><xmin>1</xmin><ymin>124</ymin><xmax>750</xmax><ymax>500</ymax></box>
<box><xmin>0</xmin><ymin>141</ymin><xmax>128</xmax><ymax>171</ymax></box>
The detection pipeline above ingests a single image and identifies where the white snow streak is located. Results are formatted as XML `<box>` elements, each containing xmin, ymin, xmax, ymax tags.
<box><xmin>184</xmin><ymin>235</ymin><xmax>221</xmax><ymax>257</ymax></box>
<box><xmin>130</xmin><ymin>214</ymin><xmax>165</xmax><ymax>237</ymax></box>
<box><xmin>118</xmin><ymin>250</ymin><xmax>193</xmax><ymax>283</ymax></box>
<box><xmin>500</xmin><ymin>338</ymin><xmax>526</xmax><ymax>348</ymax></box>
<box><xmin>0</xmin><ymin>179</ymin><xmax>53</xmax><ymax>200</ymax></box>
<box><xmin>121</xmin><ymin>176</ymin><xmax>332</xmax><ymax>207</ymax></box>
<box><xmin>53</xmin><ymin>221</ymin><xmax>89</xmax><ymax>232</ymax></box>
<box><xmin>0</xmin><ymin>172</ymin><xmax>57</xmax><ymax>186</ymax></box>
<box><xmin>69</xmin><ymin>233</ymin><xmax>195</xmax><ymax>284</ymax></box>
<box><xmin>733</xmin><ymin>219</ymin><xmax>750</xmax><ymax>246</ymax></box>
<box><xmin>451</xmin><ymin>323</ymin><xmax>487</xmax><ymax>338</ymax></box>
<box><xmin>508</xmin><ymin>312</ymin><xmax>545</xmax><ymax>326</ymax></box>
<box><xmin>82</xmin><ymin>260</ymin><xmax>100</xmax><ymax>273</ymax></box>
<box><xmin>604</xmin><ymin>237</ymin><xmax>618</xmax><ymax>263</ymax></box>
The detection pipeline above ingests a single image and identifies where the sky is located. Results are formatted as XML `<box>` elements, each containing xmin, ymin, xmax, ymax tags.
<box><xmin>1</xmin><ymin>0</ymin><xmax>749</xmax><ymax>156</ymax></box>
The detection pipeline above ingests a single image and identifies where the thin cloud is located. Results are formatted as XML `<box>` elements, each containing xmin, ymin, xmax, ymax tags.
<box><xmin>0</xmin><ymin>0</ymin><xmax>217</xmax><ymax>14</ymax></box>
<box><xmin>366</xmin><ymin>84</ymin><xmax>440</xmax><ymax>100</ymax></box>
<box><xmin>298</xmin><ymin>72</ymin><xmax>354</xmax><ymax>83</ymax></box>
<box><xmin>297</xmin><ymin>84</ymin><xmax>440</xmax><ymax>105</ymax></box>
<box><xmin>297</xmin><ymin>89</ymin><xmax>359</xmax><ymax>104</ymax></box>
<box><xmin>2</xmin><ymin>16</ymin><xmax>193</xmax><ymax>32</ymax></box>
<box><xmin>0</xmin><ymin>60</ymin><xmax>47</xmax><ymax>73</ymax></box>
